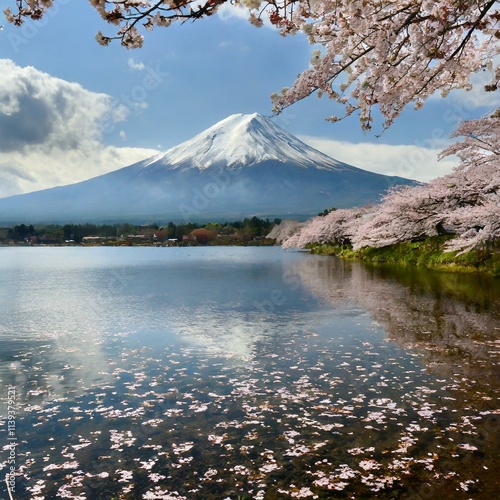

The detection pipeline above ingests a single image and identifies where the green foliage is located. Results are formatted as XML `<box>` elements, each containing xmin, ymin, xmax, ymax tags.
<box><xmin>317</xmin><ymin>207</ymin><xmax>337</xmax><ymax>217</ymax></box>
<box><xmin>61</xmin><ymin>223</ymin><xmax>119</xmax><ymax>243</ymax></box>
<box><xmin>7</xmin><ymin>223</ymin><xmax>36</xmax><ymax>241</ymax></box>
<box><xmin>309</xmin><ymin>237</ymin><xmax>499</xmax><ymax>276</ymax></box>
<box><xmin>0</xmin><ymin>217</ymin><xmax>279</xmax><ymax>247</ymax></box>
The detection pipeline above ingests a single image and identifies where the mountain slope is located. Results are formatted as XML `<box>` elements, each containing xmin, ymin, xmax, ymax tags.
<box><xmin>0</xmin><ymin>113</ymin><xmax>417</xmax><ymax>224</ymax></box>
<box><xmin>144</xmin><ymin>112</ymin><xmax>350</xmax><ymax>171</ymax></box>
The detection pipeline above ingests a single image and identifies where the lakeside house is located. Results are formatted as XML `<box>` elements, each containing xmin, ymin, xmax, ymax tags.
<box><xmin>81</xmin><ymin>236</ymin><xmax>114</xmax><ymax>244</ymax></box>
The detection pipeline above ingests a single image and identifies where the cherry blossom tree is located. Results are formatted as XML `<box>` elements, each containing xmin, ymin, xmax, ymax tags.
<box><xmin>267</xmin><ymin>219</ymin><xmax>305</xmax><ymax>243</ymax></box>
<box><xmin>282</xmin><ymin>206</ymin><xmax>371</xmax><ymax>249</ymax></box>
<box><xmin>270</xmin><ymin>0</ymin><xmax>500</xmax><ymax>130</ymax></box>
<box><xmin>5</xmin><ymin>1</ymin><xmax>499</xmax><ymax>129</ymax></box>
<box><xmin>437</xmin><ymin>113</ymin><xmax>500</xmax><ymax>252</ymax></box>
<box><xmin>440</xmin><ymin>109</ymin><xmax>500</xmax><ymax>167</ymax></box>
<box><xmin>282</xmin><ymin>114</ymin><xmax>499</xmax><ymax>254</ymax></box>
<box><xmin>351</xmin><ymin>164</ymin><xmax>499</xmax><ymax>252</ymax></box>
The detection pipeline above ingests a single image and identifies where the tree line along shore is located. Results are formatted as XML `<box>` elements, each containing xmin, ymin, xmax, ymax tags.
<box><xmin>2</xmin><ymin>216</ymin><xmax>498</xmax><ymax>276</ymax></box>
<box><xmin>0</xmin><ymin>218</ymin><xmax>280</xmax><ymax>247</ymax></box>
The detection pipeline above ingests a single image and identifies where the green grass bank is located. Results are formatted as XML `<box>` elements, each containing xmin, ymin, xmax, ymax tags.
<box><xmin>308</xmin><ymin>237</ymin><xmax>500</xmax><ymax>277</ymax></box>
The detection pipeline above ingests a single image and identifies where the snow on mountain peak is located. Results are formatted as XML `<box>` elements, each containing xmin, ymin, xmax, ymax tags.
<box><xmin>143</xmin><ymin>113</ymin><xmax>345</xmax><ymax>172</ymax></box>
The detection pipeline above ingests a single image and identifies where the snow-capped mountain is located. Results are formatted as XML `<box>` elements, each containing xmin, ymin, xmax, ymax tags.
<box><xmin>143</xmin><ymin>113</ymin><xmax>346</xmax><ymax>171</ymax></box>
<box><xmin>0</xmin><ymin>113</ymin><xmax>417</xmax><ymax>224</ymax></box>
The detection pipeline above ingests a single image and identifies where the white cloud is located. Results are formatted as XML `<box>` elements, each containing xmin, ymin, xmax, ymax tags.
<box><xmin>0</xmin><ymin>59</ymin><xmax>158</xmax><ymax>198</ymax></box>
<box><xmin>217</xmin><ymin>3</ymin><xmax>274</xmax><ymax>28</ymax></box>
<box><xmin>299</xmin><ymin>136</ymin><xmax>459</xmax><ymax>182</ymax></box>
<box><xmin>128</xmin><ymin>57</ymin><xmax>145</xmax><ymax>71</ymax></box>
<box><xmin>217</xmin><ymin>3</ymin><xmax>250</xmax><ymax>23</ymax></box>
<box><xmin>218</xmin><ymin>40</ymin><xmax>250</xmax><ymax>52</ymax></box>
<box><xmin>0</xmin><ymin>59</ymin><xmax>117</xmax><ymax>152</ymax></box>
<box><xmin>428</xmin><ymin>62</ymin><xmax>500</xmax><ymax>111</ymax></box>
<box><xmin>0</xmin><ymin>145</ymin><xmax>159</xmax><ymax>199</ymax></box>
<box><xmin>449</xmin><ymin>69</ymin><xmax>500</xmax><ymax>112</ymax></box>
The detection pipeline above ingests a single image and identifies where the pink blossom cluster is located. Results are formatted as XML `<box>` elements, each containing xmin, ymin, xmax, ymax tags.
<box><xmin>270</xmin><ymin>1</ymin><xmax>500</xmax><ymax>130</ymax></box>
<box><xmin>283</xmin><ymin>116</ymin><xmax>500</xmax><ymax>254</ymax></box>
<box><xmin>5</xmin><ymin>0</ymin><xmax>226</xmax><ymax>48</ymax></box>
<box><xmin>6</xmin><ymin>2</ymin><xmax>498</xmax><ymax>129</ymax></box>
<box><xmin>282</xmin><ymin>206</ymin><xmax>371</xmax><ymax>249</ymax></box>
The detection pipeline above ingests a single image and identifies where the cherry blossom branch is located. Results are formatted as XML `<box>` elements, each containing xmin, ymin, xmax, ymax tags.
<box><xmin>271</xmin><ymin>1</ymin><xmax>499</xmax><ymax>129</ymax></box>
<box><xmin>467</xmin><ymin>133</ymin><xmax>500</xmax><ymax>155</ymax></box>
<box><xmin>4</xmin><ymin>1</ymin><xmax>499</xmax><ymax>130</ymax></box>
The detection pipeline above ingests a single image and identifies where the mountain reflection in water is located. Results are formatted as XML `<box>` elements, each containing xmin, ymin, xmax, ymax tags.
<box><xmin>0</xmin><ymin>247</ymin><xmax>498</xmax><ymax>499</ymax></box>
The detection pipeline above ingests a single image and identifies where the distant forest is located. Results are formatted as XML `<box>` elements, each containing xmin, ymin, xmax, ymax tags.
<box><xmin>0</xmin><ymin>217</ymin><xmax>282</xmax><ymax>246</ymax></box>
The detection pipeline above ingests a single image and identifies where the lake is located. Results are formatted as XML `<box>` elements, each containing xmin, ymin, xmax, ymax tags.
<box><xmin>0</xmin><ymin>246</ymin><xmax>498</xmax><ymax>499</ymax></box>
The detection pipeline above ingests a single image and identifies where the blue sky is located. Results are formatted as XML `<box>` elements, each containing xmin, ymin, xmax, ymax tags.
<box><xmin>0</xmin><ymin>1</ymin><xmax>495</xmax><ymax>198</ymax></box>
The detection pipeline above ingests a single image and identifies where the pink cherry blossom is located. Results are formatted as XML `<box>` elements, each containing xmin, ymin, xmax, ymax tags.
<box><xmin>283</xmin><ymin>113</ymin><xmax>499</xmax><ymax>254</ymax></box>
<box><xmin>6</xmin><ymin>2</ymin><xmax>498</xmax><ymax>130</ymax></box>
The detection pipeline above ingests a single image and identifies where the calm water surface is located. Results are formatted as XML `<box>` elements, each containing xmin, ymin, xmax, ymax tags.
<box><xmin>0</xmin><ymin>247</ymin><xmax>498</xmax><ymax>499</ymax></box>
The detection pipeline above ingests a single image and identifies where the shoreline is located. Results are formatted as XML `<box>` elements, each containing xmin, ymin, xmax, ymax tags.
<box><xmin>308</xmin><ymin>237</ymin><xmax>500</xmax><ymax>277</ymax></box>
<box><xmin>3</xmin><ymin>239</ymin><xmax>498</xmax><ymax>277</ymax></box>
